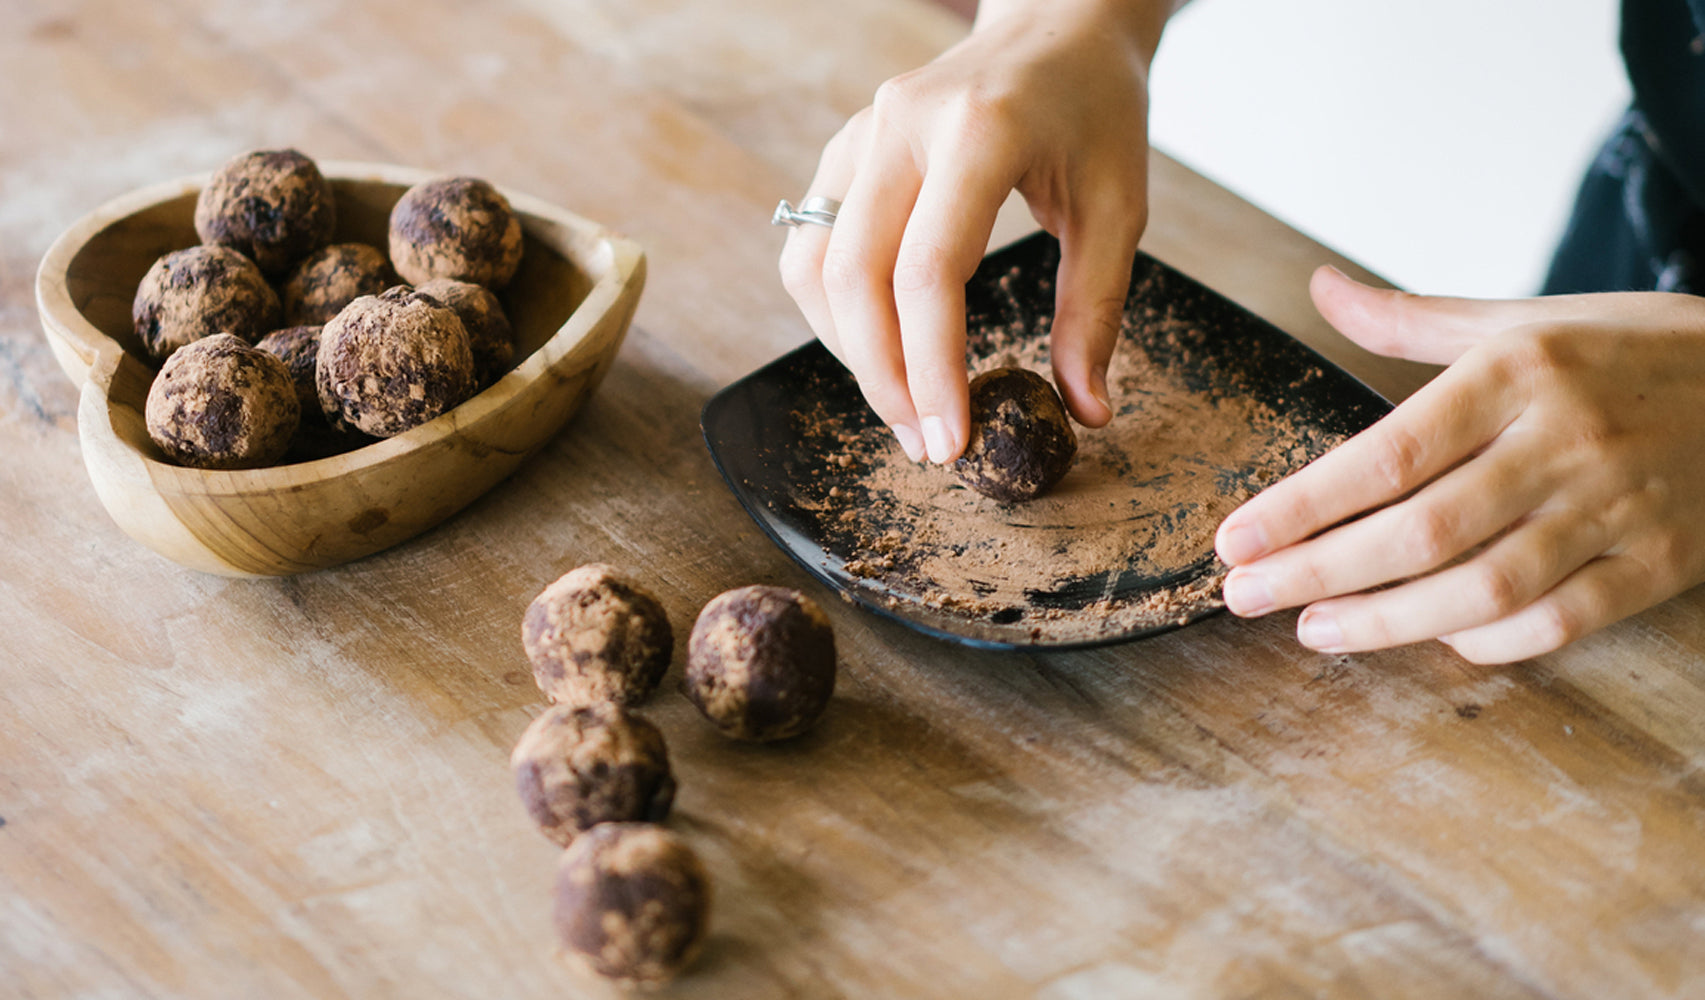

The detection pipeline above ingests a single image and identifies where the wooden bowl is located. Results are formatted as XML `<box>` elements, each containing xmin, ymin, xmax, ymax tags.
<box><xmin>35</xmin><ymin>161</ymin><xmax>645</xmax><ymax>577</ymax></box>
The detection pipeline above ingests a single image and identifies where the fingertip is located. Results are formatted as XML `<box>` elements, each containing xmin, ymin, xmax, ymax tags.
<box><xmin>891</xmin><ymin>423</ymin><xmax>926</xmax><ymax>463</ymax></box>
<box><xmin>920</xmin><ymin>414</ymin><xmax>963</xmax><ymax>464</ymax></box>
<box><xmin>1215</xmin><ymin>515</ymin><xmax>1270</xmax><ymax>566</ymax></box>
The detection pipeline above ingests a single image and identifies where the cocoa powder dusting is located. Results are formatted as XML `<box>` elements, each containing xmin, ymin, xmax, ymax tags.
<box><xmin>780</xmin><ymin>258</ymin><xmax>1353</xmax><ymax>646</ymax></box>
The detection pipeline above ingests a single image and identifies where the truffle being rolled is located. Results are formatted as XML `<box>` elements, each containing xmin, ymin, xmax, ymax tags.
<box><xmin>953</xmin><ymin>366</ymin><xmax>1078</xmax><ymax>503</ymax></box>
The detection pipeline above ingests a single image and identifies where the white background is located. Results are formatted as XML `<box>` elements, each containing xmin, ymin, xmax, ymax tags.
<box><xmin>1147</xmin><ymin>0</ymin><xmax>1631</xmax><ymax>299</ymax></box>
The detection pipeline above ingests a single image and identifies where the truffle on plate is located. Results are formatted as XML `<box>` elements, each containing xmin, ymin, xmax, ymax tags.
<box><xmin>511</xmin><ymin>702</ymin><xmax>676</xmax><ymax>847</ymax></box>
<box><xmin>953</xmin><ymin>366</ymin><xmax>1078</xmax><ymax>503</ymax></box>
<box><xmin>194</xmin><ymin>148</ymin><xmax>336</xmax><ymax>277</ymax></box>
<box><xmin>132</xmin><ymin>245</ymin><xmax>281</xmax><ymax>361</ymax></box>
<box><xmin>523</xmin><ymin>564</ymin><xmax>674</xmax><ymax>707</ymax></box>
<box><xmin>145</xmin><ymin>334</ymin><xmax>299</xmax><ymax>469</ymax></box>
<box><xmin>415</xmin><ymin>277</ymin><xmax>515</xmax><ymax>385</ymax></box>
<box><xmin>315</xmin><ymin>286</ymin><xmax>475</xmax><ymax>437</ymax></box>
<box><xmin>280</xmin><ymin>243</ymin><xmax>396</xmax><ymax>326</ymax></box>
<box><xmin>388</xmin><ymin>176</ymin><xmax>523</xmax><ymax>289</ymax></box>
<box><xmin>684</xmin><ymin>585</ymin><xmax>836</xmax><ymax>742</ymax></box>
<box><xmin>553</xmin><ymin>823</ymin><xmax>711</xmax><ymax>989</ymax></box>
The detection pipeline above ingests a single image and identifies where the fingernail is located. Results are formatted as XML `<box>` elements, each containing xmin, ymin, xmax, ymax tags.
<box><xmin>1297</xmin><ymin>610</ymin><xmax>1343</xmax><ymax>651</ymax></box>
<box><xmin>1218</xmin><ymin>521</ymin><xmax>1270</xmax><ymax>564</ymax></box>
<box><xmin>921</xmin><ymin>416</ymin><xmax>956</xmax><ymax>464</ymax></box>
<box><xmin>1090</xmin><ymin>364</ymin><xmax>1110</xmax><ymax>411</ymax></box>
<box><xmin>891</xmin><ymin>424</ymin><xmax>925</xmax><ymax>463</ymax></box>
<box><xmin>1222</xmin><ymin>569</ymin><xmax>1274</xmax><ymax>616</ymax></box>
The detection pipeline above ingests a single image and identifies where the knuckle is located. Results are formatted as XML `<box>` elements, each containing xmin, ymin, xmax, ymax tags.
<box><xmin>778</xmin><ymin>249</ymin><xmax>819</xmax><ymax>299</ymax></box>
<box><xmin>892</xmin><ymin>242</ymin><xmax>954</xmax><ymax>296</ymax></box>
<box><xmin>819</xmin><ymin>246</ymin><xmax>870</xmax><ymax>298</ymax></box>
<box><xmin>1399</xmin><ymin>505</ymin><xmax>1458</xmax><ymax>567</ymax></box>
<box><xmin>871</xmin><ymin>74</ymin><xmax>923</xmax><ymax>122</ymax></box>
<box><xmin>1525</xmin><ymin>599</ymin><xmax>1583</xmax><ymax>656</ymax></box>
<box><xmin>1466</xmin><ymin>562</ymin><xmax>1525</xmax><ymax>618</ymax></box>
<box><xmin>1368</xmin><ymin>425</ymin><xmax>1427</xmax><ymax>497</ymax></box>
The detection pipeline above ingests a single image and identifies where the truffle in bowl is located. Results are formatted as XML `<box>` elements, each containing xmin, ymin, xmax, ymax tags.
<box><xmin>35</xmin><ymin>161</ymin><xmax>645</xmax><ymax>576</ymax></box>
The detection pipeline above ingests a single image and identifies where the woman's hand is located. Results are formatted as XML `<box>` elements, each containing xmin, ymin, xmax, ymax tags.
<box><xmin>778</xmin><ymin>0</ymin><xmax>1173</xmax><ymax>463</ymax></box>
<box><xmin>1217</xmin><ymin>265</ymin><xmax>1705</xmax><ymax>663</ymax></box>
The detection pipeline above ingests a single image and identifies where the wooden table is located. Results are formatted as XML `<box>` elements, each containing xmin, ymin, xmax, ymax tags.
<box><xmin>4</xmin><ymin>2</ymin><xmax>1702</xmax><ymax>997</ymax></box>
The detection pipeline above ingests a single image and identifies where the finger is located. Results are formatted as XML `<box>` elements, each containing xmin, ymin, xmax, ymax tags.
<box><xmin>1049</xmin><ymin>186</ymin><xmax>1144</xmax><ymax>428</ymax></box>
<box><xmin>779</xmin><ymin>116</ymin><xmax>867</xmax><ymax>365</ymax></box>
<box><xmin>1438</xmin><ymin>553</ymin><xmax>1659</xmax><ymax>664</ymax></box>
<box><xmin>1286</xmin><ymin>507</ymin><xmax>1608</xmax><ymax>653</ymax></box>
<box><xmin>1215</xmin><ymin>360</ymin><xmax>1525</xmax><ymax>566</ymax></box>
<box><xmin>1222</xmin><ymin>432</ymin><xmax>1555</xmax><ymax>616</ymax></box>
<box><xmin>1310</xmin><ymin>265</ymin><xmax>1620</xmax><ymax>365</ymax></box>
<box><xmin>893</xmin><ymin>159</ymin><xmax>1014</xmax><ymax>463</ymax></box>
<box><xmin>821</xmin><ymin>131</ymin><xmax>927</xmax><ymax>461</ymax></box>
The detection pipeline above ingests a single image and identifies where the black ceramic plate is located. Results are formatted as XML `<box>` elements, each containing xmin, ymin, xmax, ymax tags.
<box><xmin>702</xmin><ymin>232</ymin><xmax>1392</xmax><ymax>650</ymax></box>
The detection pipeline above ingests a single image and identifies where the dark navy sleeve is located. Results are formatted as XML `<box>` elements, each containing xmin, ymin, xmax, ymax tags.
<box><xmin>1543</xmin><ymin>0</ymin><xmax>1705</xmax><ymax>294</ymax></box>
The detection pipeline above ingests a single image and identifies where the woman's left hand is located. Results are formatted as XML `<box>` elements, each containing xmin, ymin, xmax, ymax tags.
<box><xmin>1215</xmin><ymin>265</ymin><xmax>1705</xmax><ymax>664</ymax></box>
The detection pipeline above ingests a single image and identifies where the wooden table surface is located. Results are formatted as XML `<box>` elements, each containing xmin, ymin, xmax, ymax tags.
<box><xmin>4</xmin><ymin>2</ymin><xmax>1703</xmax><ymax>998</ymax></box>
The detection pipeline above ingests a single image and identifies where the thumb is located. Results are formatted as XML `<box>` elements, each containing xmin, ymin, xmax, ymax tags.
<box><xmin>1310</xmin><ymin>265</ymin><xmax>1514</xmax><ymax>365</ymax></box>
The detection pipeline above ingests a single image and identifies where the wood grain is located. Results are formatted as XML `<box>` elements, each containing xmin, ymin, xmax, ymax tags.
<box><xmin>2</xmin><ymin>1</ymin><xmax>1701</xmax><ymax>998</ymax></box>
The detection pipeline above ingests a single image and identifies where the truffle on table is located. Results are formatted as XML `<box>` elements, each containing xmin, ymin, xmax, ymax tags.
<box><xmin>415</xmin><ymin>277</ymin><xmax>515</xmax><ymax>386</ymax></box>
<box><xmin>510</xmin><ymin>702</ymin><xmax>676</xmax><ymax>847</ymax></box>
<box><xmin>553</xmin><ymin>823</ymin><xmax>711</xmax><ymax>989</ymax></box>
<box><xmin>145</xmin><ymin>334</ymin><xmax>299</xmax><ymax>469</ymax></box>
<box><xmin>523</xmin><ymin>564</ymin><xmax>674</xmax><ymax>707</ymax></box>
<box><xmin>132</xmin><ymin>245</ymin><xmax>281</xmax><ymax>361</ymax></box>
<box><xmin>280</xmin><ymin>243</ymin><xmax>397</xmax><ymax>326</ymax></box>
<box><xmin>684</xmin><ymin>586</ymin><xmax>836</xmax><ymax>742</ymax></box>
<box><xmin>953</xmin><ymin>366</ymin><xmax>1078</xmax><ymax>503</ymax></box>
<box><xmin>315</xmin><ymin>286</ymin><xmax>475</xmax><ymax>437</ymax></box>
<box><xmin>388</xmin><ymin>176</ymin><xmax>524</xmax><ymax>289</ymax></box>
<box><xmin>194</xmin><ymin>148</ymin><xmax>336</xmax><ymax>277</ymax></box>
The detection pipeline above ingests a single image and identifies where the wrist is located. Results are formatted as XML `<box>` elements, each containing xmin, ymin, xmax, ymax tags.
<box><xmin>971</xmin><ymin>0</ymin><xmax>1177</xmax><ymax>66</ymax></box>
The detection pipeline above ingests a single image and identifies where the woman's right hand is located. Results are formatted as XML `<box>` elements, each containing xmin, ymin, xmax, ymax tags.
<box><xmin>778</xmin><ymin>0</ymin><xmax>1178</xmax><ymax>464</ymax></box>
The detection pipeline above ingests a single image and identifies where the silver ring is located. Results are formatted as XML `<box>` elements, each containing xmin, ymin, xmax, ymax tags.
<box><xmin>772</xmin><ymin>197</ymin><xmax>840</xmax><ymax>228</ymax></box>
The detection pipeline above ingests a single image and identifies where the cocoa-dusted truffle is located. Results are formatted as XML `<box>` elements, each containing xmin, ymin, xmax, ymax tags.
<box><xmin>132</xmin><ymin>245</ymin><xmax>282</xmax><ymax>360</ymax></box>
<box><xmin>415</xmin><ymin>277</ymin><xmax>515</xmax><ymax>385</ymax></box>
<box><xmin>553</xmin><ymin>823</ymin><xmax>710</xmax><ymax>989</ymax></box>
<box><xmin>254</xmin><ymin>325</ymin><xmax>322</xmax><ymax>416</ymax></box>
<box><xmin>953</xmin><ymin>367</ymin><xmax>1078</xmax><ymax>503</ymax></box>
<box><xmin>194</xmin><ymin>148</ymin><xmax>336</xmax><ymax>277</ymax></box>
<box><xmin>511</xmin><ymin>702</ymin><xmax>676</xmax><ymax>847</ymax></box>
<box><xmin>280</xmin><ymin>243</ymin><xmax>396</xmax><ymax>326</ymax></box>
<box><xmin>388</xmin><ymin>176</ymin><xmax>523</xmax><ymax>289</ymax></box>
<box><xmin>523</xmin><ymin>564</ymin><xmax>673</xmax><ymax>706</ymax></box>
<box><xmin>256</xmin><ymin>324</ymin><xmax>372</xmax><ymax>461</ymax></box>
<box><xmin>684</xmin><ymin>586</ymin><xmax>835</xmax><ymax>742</ymax></box>
<box><xmin>315</xmin><ymin>286</ymin><xmax>475</xmax><ymax>437</ymax></box>
<box><xmin>145</xmin><ymin>334</ymin><xmax>299</xmax><ymax>469</ymax></box>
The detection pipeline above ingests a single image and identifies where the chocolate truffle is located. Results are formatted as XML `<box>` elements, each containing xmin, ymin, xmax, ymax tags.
<box><xmin>256</xmin><ymin>324</ymin><xmax>372</xmax><ymax>461</ymax></box>
<box><xmin>145</xmin><ymin>334</ymin><xmax>300</xmax><ymax>469</ymax></box>
<box><xmin>388</xmin><ymin>176</ymin><xmax>524</xmax><ymax>289</ymax></box>
<box><xmin>511</xmin><ymin>702</ymin><xmax>676</xmax><ymax>847</ymax></box>
<box><xmin>684</xmin><ymin>586</ymin><xmax>835</xmax><ymax>742</ymax></box>
<box><xmin>280</xmin><ymin>243</ymin><xmax>396</xmax><ymax>326</ymax></box>
<box><xmin>132</xmin><ymin>245</ymin><xmax>282</xmax><ymax>360</ymax></box>
<box><xmin>315</xmin><ymin>286</ymin><xmax>475</xmax><ymax>437</ymax></box>
<box><xmin>523</xmin><ymin>564</ymin><xmax>674</xmax><ymax>706</ymax></box>
<box><xmin>415</xmin><ymin>278</ymin><xmax>515</xmax><ymax>385</ymax></box>
<box><xmin>553</xmin><ymin>823</ymin><xmax>711</xmax><ymax>989</ymax></box>
<box><xmin>194</xmin><ymin>148</ymin><xmax>336</xmax><ymax>277</ymax></box>
<box><xmin>953</xmin><ymin>367</ymin><xmax>1078</xmax><ymax>503</ymax></box>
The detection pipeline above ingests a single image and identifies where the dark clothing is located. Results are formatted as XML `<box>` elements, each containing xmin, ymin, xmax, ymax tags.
<box><xmin>1544</xmin><ymin>0</ymin><xmax>1705</xmax><ymax>294</ymax></box>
